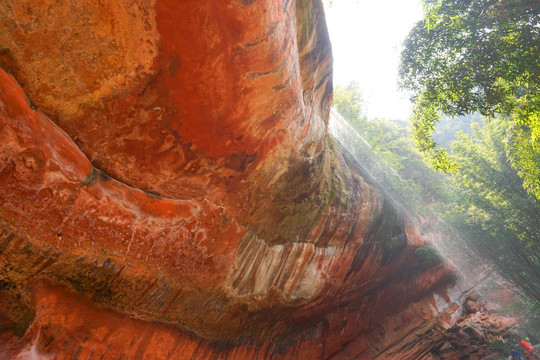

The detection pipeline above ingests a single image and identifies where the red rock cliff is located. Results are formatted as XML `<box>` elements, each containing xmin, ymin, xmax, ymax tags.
<box><xmin>0</xmin><ymin>1</ymin><xmax>462</xmax><ymax>358</ymax></box>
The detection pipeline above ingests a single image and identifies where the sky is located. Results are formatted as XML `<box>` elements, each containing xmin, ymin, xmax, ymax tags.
<box><xmin>323</xmin><ymin>0</ymin><xmax>424</xmax><ymax>120</ymax></box>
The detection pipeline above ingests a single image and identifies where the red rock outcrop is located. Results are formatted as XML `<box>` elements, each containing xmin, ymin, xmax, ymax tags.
<box><xmin>1</xmin><ymin>0</ymin><xmax>466</xmax><ymax>358</ymax></box>
<box><xmin>375</xmin><ymin>295</ymin><xmax>519</xmax><ymax>360</ymax></box>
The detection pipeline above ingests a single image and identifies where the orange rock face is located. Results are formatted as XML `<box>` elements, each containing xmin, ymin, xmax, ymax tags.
<box><xmin>1</xmin><ymin>1</ymin><xmax>462</xmax><ymax>358</ymax></box>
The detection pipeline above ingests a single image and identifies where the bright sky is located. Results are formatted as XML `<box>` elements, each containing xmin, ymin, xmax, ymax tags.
<box><xmin>323</xmin><ymin>0</ymin><xmax>424</xmax><ymax>120</ymax></box>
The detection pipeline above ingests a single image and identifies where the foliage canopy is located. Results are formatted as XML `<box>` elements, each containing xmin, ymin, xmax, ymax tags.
<box><xmin>399</xmin><ymin>0</ymin><xmax>540</xmax><ymax>198</ymax></box>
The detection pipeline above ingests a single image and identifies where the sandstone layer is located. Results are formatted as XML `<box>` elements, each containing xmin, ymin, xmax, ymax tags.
<box><xmin>1</xmin><ymin>0</ymin><xmax>466</xmax><ymax>358</ymax></box>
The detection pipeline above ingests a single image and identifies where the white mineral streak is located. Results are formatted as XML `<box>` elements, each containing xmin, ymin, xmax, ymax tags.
<box><xmin>227</xmin><ymin>231</ymin><xmax>345</xmax><ymax>300</ymax></box>
<box><xmin>15</xmin><ymin>331</ymin><xmax>55</xmax><ymax>360</ymax></box>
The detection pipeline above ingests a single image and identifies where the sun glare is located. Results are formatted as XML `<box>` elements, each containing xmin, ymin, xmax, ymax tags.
<box><xmin>324</xmin><ymin>0</ymin><xmax>423</xmax><ymax>120</ymax></box>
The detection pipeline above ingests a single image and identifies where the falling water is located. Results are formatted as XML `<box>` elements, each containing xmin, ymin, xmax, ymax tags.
<box><xmin>328</xmin><ymin>109</ymin><xmax>485</xmax><ymax>280</ymax></box>
<box><xmin>328</xmin><ymin>109</ymin><xmax>417</xmax><ymax>220</ymax></box>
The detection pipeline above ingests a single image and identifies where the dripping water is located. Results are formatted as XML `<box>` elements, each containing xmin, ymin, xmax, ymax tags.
<box><xmin>328</xmin><ymin>109</ymin><xmax>483</xmax><ymax>281</ymax></box>
<box><xmin>328</xmin><ymin>109</ymin><xmax>416</xmax><ymax>220</ymax></box>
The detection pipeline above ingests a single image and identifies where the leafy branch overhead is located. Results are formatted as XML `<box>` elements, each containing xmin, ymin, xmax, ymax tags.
<box><xmin>399</xmin><ymin>0</ymin><xmax>540</xmax><ymax>198</ymax></box>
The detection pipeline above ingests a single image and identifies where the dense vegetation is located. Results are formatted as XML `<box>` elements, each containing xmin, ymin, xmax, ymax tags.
<box><xmin>445</xmin><ymin>118</ymin><xmax>540</xmax><ymax>302</ymax></box>
<box><xmin>399</xmin><ymin>0</ymin><xmax>540</xmax><ymax>199</ymax></box>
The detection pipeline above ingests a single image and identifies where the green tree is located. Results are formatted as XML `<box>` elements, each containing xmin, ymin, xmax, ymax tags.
<box><xmin>332</xmin><ymin>82</ymin><xmax>366</xmax><ymax>129</ymax></box>
<box><xmin>399</xmin><ymin>0</ymin><xmax>540</xmax><ymax>198</ymax></box>
<box><xmin>444</xmin><ymin>117</ymin><xmax>540</xmax><ymax>304</ymax></box>
<box><xmin>362</xmin><ymin>119</ymin><xmax>450</xmax><ymax>205</ymax></box>
<box><xmin>433</xmin><ymin>113</ymin><xmax>478</xmax><ymax>149</ymax></box>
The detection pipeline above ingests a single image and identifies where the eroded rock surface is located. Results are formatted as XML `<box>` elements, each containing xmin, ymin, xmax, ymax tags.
<box><xmin>1</xmin><ymin>0</ymin><xmax>468</xmax><ymax>358</ymax></box>
<box><xmin>376</xmin><ymin>295</ymin><xmax>519</xmax><ymax>360</ymax></box>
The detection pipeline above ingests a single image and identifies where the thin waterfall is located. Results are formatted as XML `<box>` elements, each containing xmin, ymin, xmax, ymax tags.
<box><xmin>328</xmin><ymin>109</ymin><xmax>486</xmax><ymax>281</ymax></box>
<box><xmin>328</xmin><ymin>108</ymin><xmax>417</xmax><ymax>220</ymax></box>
